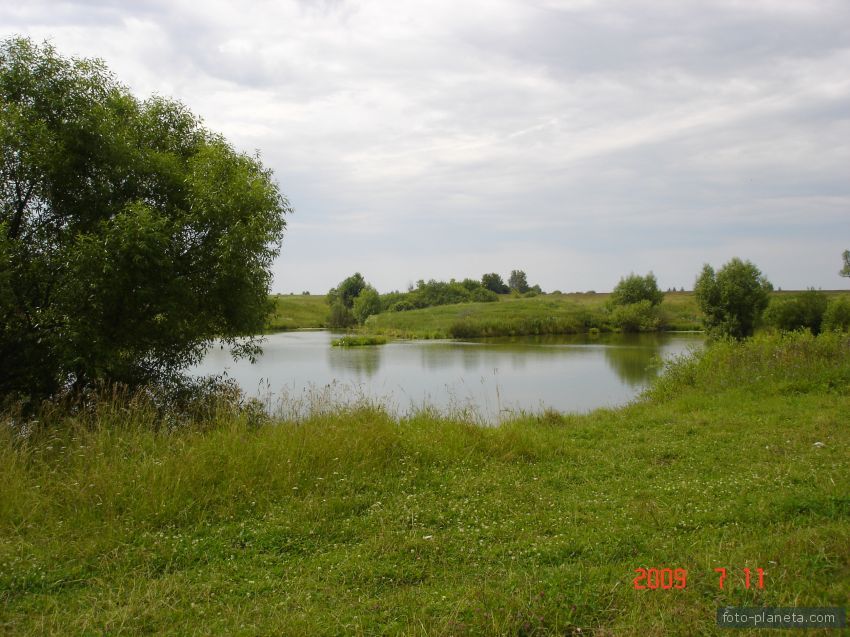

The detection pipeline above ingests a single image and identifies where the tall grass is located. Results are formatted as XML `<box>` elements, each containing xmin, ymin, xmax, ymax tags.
<box><xmin>447</xmin><ymin>315</ymin><xmax>589</xmax><ymax>338</ymax></box>
<box><xmin>647</xmin><ymin>330</ymin><xmax>850</xmax><ymax>401</ymax></box>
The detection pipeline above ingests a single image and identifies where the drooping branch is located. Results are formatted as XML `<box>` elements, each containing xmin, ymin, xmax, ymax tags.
<box><xmin>7</xmin><ymin>179</ymin><xmax>35</xmax><ymax>240</ymax></box>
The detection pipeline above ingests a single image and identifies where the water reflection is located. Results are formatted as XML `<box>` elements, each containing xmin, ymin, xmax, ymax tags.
<box><xmin>420</xmin><ymin>334</ymin><xmax>670</xmax><ymax>386</ymax></box>
<box><xmin>601</xmin><ymin>335</ymin><xmax>664</xmax><ymax>386</ymax></box>
<box><xmin>327</xmin><ymin>343</ymin><xmax>382</xmax><ymax>377</ymax></box>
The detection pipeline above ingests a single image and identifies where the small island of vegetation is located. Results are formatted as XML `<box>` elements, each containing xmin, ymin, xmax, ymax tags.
<box><xmin>331</xmin><ymin>335</ymin><xmax>388</xmax><ymax>347</ymax></box>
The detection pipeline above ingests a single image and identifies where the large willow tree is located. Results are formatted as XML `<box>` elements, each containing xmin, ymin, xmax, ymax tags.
<box><xmin>0</xmin><ymin>37</ymin><xmax>290</xmax><ymax>398</ymax></box>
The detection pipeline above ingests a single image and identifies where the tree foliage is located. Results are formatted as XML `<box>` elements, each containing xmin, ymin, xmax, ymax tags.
<box><xmin>694</xmin><ymin>258</ymin><xmax>772</xmax><ymax>338</ymax></box>
<box><xmin>764</xmin><ymin>289</ymin><xmax>828</xmax><ymax>335</ymax></box>
<box><xmin>327</xmin><ymin>272</ymin><xmax>366</xmax><ymax>309</ymax></box>
<box><xmin>610</xmin><ymin>272</ymin><xmax>664</xmax><ymax>307</ymax></box>
<box><xmin>822</xmin><ymin>297</ymin><xmax>850</xmax><ymax>332</ymax></box>
<box><xmin>508</xmin><ymin>270</ymin><xmax>529</xmax><ymax>294</ymax></box>
<box><xmin>0</xmin><ymin>38</ymin><xmax>289</xmax><ymax>398</ymax></box>
<box><xmin>399</xmin><ymin>279</ymin><xmax>497</xmax><ymax>309</ymax></box>
<box><xmin>481</xmin><ymin>272</ymin><xmax>509</xmax><ymax>294</ymax></box>
<box><xmin>326</xmin><ymin>273</ymin><xmax>369</xmax><ymax>327</ymax></box>
<box><xmin>328</xmin><ymin>301</ymin><xmax>356</xmax><ymax>329</ymax></box>
<box><xmin>353</xmin><ymin>286</ymin><xmax>381</xmax><ymax>325</ymax></box>
<box><xmin>459</xmin><ymin>278</ymin><xmax>481</xmax><ymax>292</ymax></box>
<box><xmin>610</xmin><ymin>299</ymin><xmax>661</xmax><ymax>332</ymax></box>
<box><xmin>841</xmin><ymin>249</ymin><xmax>850</xmax><ymax>278</ymax></box>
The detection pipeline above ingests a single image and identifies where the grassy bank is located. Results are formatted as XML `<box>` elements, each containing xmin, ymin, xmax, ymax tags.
<box><xmin>2</xmin><ymin>332</ymin><xmax>848</xmax><ymax>635</ymax></box>
<box><xmin>364</xmin><ymin>292</ymin><xmax>704</xmax><ymax>339</ymax></box>
<box><xmin>266</xmin><ymin>294</ymin><xmax>329</xmax><ymax>331</ymax></box>
<box><xmin>266</xmin><ymin>291</ymin><xmax>850</xmax><ymax>338</ymax></box>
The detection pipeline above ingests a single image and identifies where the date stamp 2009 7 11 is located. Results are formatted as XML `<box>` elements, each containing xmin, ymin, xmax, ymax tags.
<box><xmin>632</xmin><ymin>567</ymin><xmax>765</xmax><ymax>590</ymax></box>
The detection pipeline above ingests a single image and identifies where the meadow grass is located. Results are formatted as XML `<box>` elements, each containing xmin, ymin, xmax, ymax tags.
<box><xmin>364</xmin><ymin>292</ymin><xmax>705</xmax><ymax>339</ymax></box>
<box><xmin>1</xmin><ymin>332</ymin><xmax>848</xmax><ymax>635</ymax></box>
<box><xmin>266</xmin><ymin>294</ymin><xmax>329</xmax><ymax>331</ymax></box>
<box><xmin>264</xmin><ymin>291</ymin><xmax>850</xmax><ymax>338</ymax></box>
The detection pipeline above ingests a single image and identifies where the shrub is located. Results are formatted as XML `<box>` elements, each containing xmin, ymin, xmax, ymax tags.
<box><xmin>610</xmin><ymin>272</ymin><xmax>664</xmax><ymax>307</ymax></box>
<box><xmin>610</xmin><ymin>300</ymin><xmax>661</xmax><ymax>332</ymax></box>
<box><xmin>764</xmin><ymin>289</ymin><xmax>828</xmax><ymax>334</ymax></box>
<box><xmin>460</xmin><ymin>278</ymin><xmax>482</xmax><ymax>292</ymax></box>
<box><xmin>481</xmin><ymin>273</ymin><xmax>510</xmax><ymax>294</ymax></box>
<box><xmin>353</xmin><ymin>287</ymin><xmax>381</xmax><ymax>325</ymax></box>
<box><xmin>328</xmin><ymin>301</ymin><xmax>356</xmax><ymax>328</ymax></box>
<box><xmin>405</xmin><ymin>279</ymin><xmax>498</xmax><ymax>309</ymax></box>
<box><xmin>470</xmin><ymin>287</ymin><xmax>499</xmax><ymax>302</ymax></box>
<box><xmin>694</xmin><ymin>258</ymin><xmax>772</xmax><ymax>339</ymax></box>
<box><xmin>409</xmin><ymin>280</ymin><xmax>470</xmax><ymax>307</ymax></box>
<box><xmin>327</xmin><ymin>273</ymin><xmax>367</xmax><ymax>309</ymax></box>
<box><xmin>328</xmin><ymin>273</ymin><xmax>372</xmax><ymax>326</ymax></box>
<box><xmin>390</xmin><ymin>300</ymin><xmax>415</xmax><ymax>312</ymax></box>
<box><xmin>822</xmin><ymin>296</ymin><xmax>850</xmax><ymax>332</ymax></box>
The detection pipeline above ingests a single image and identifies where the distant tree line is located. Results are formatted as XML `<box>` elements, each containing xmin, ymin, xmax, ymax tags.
<box><xmin>325</xmin><ymin>254</ymin><xmax>850</xmax><ymax>335</ymax></box>
<box><xmin>326</xmin><ymin>270</ymin><xmax>543</xmax><ymax>327</ymax></box>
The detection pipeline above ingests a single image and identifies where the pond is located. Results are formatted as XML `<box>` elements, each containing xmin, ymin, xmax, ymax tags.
<box><xmin>191</xmin><ymin>330</ymin><xmax>703</xmax><ymax>420</ymax></box>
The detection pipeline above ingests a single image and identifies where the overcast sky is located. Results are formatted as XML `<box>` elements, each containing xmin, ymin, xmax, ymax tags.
<box><xmin>4</xmin><ymin>0</ymin><xmax>849</xmax><ymax>292</ymax></box>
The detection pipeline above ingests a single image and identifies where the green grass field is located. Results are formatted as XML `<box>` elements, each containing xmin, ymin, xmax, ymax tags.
<box><xmin>364</xmin><ymin>291</ymin><xmax>705</xmax><ymax>339</ymax></box>
<box><xmin>2</xmin><ymin>332</ymin><xmax>848</xmax><ymax>635</ymax></box>
<box><xmin>266</xmin><ymin>294</ymin><xmax>329</xmax><ymax>331</ymax></box>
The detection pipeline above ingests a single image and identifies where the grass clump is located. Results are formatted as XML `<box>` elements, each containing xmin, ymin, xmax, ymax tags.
<box><xmin>1</xmin><ymin>331</ymin><xmax>848</xmax><ymax>635</ymax></box>
<box><xmin>331</xmin><ymin>335</ymin><xmax>388</xmax><ymax>347</ymax></box>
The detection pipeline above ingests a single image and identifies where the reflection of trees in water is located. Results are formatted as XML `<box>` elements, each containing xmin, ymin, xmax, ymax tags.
<box><xmin>602</xmin><ymin>335</ymin><xmax>664</xmax><ymax>386</ymax></box>
<box><xmin>419</xmin><ymin>343</ymin><xmax>542</xmax><ymax>372</ymax></box>
<box><xmin>326</xmin><ymin>346</ymin><xmax>382</xmax><ymax>377</ymax></box>
<box><xmin>416</xmin><ymin>334</ymin><xmax>674</xmax><ymax>385</ymax></box>
<box><xmin>419</xmin><ymin>344</ymin><xmax>489</xmax><ymax>372</ymax></box>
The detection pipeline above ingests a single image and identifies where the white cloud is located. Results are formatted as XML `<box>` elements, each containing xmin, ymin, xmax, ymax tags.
<box><xmin>2</xmin><ymin>0</ymin><xmax>849</xmax><ymax>292</ymax></box>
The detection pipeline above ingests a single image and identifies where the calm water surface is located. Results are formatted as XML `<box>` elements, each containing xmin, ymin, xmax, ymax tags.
<box><xmin>192</xmin><ymin>331</ymin><xmax>702</xmax><ymax>418</ymax></box>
